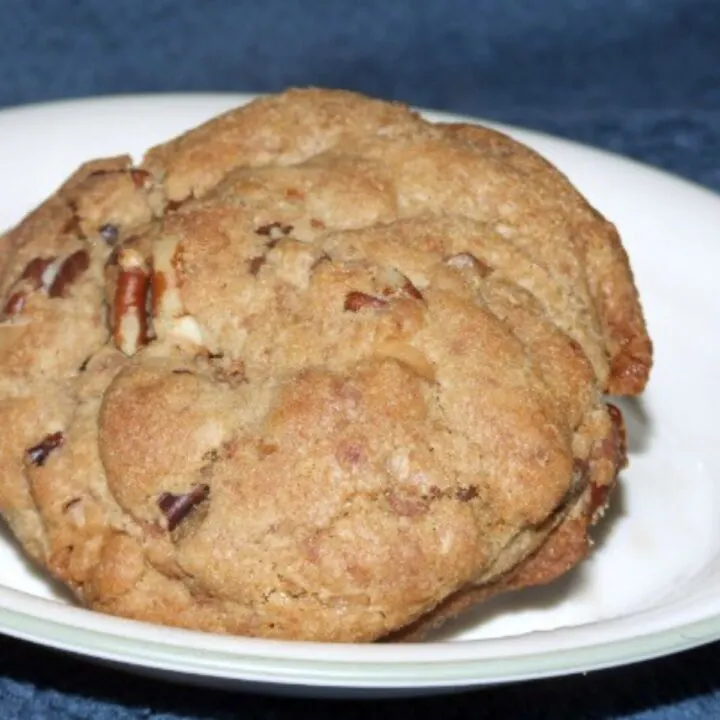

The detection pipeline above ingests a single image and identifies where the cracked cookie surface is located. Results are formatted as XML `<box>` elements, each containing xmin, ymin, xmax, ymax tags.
<box><xmin>0</xmin><ymin>89</ymin><xmax>650</xmax><ymax>641</ymax></box>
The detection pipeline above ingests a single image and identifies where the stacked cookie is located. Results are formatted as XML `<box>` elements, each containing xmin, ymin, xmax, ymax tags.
<box><xmin>0</xmin><ymin>89</ymin><xmax>651</xmax><ymax>641</ymax></box>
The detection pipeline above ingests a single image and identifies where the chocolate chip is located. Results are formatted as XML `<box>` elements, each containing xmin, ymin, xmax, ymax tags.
<box><xmin>344</xmin><ymin>291</ymin><xmax>388</xmax><ymax>312</ymax></box>
<box><xmin>98</xmin><ymin>224</ymin><xmax>119</xmax><ymax>245</ymax></box>
<box><xmin>27</xmin><ymin>431</ymin><xmax>65</xmax><ymax>467</ymax></box>
<box><xmin>157</xmin><ymin>484</ymin><xmax>209</xmax><ymax>531</ymax></box>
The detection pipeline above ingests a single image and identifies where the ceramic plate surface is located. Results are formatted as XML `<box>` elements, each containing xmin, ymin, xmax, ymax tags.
<box><xmin>0</xmin><ymin>94</ymin><xmax>718</xmax><ymax>697</ymax></box>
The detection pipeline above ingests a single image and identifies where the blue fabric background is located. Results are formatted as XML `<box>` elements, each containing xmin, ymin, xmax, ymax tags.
<box><xmin>0</xmin><ymin>1</ymin><xmax>718</xmax><ymax>718</ymax></box>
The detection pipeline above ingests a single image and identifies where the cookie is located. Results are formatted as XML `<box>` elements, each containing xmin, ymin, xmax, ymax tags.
<box><xmin>0</xmin><ymin>89</ymin><xmax>649</xmax><ymax>641</ymax></box>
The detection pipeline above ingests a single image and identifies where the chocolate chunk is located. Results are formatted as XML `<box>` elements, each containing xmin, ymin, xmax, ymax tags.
<box><xmin>27</xmin><ymin>431</ymin><xmax>65</xmax><ymax>467</ymax></box>
<box><xmin>157</xmin><ymin>484</ymin><xmax>210</xmax><ymax>531</ymax></box>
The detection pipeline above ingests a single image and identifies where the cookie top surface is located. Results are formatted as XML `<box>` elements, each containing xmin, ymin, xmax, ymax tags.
<box><xmin>0</xmin><ymin>89</ymin><xmax>647</xmax><ymax>641</ymax></box>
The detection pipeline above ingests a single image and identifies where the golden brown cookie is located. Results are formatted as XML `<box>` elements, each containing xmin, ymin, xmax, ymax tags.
<box><xmin>0</xmin><ymin>89</ymin><xmax>649</xmax><ymax>641</ymax></box>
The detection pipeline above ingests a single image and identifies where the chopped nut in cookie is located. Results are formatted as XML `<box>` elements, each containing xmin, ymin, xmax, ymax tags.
<box><xmin>48</xmin><ymin>249</ymin><xmax>90</xmax><ymax>298</ymax></box>
<box><xmin>112</xmin><ymin>248</ymin><xmax>150</xmax><ymax>356</ymax></box>
<box><xmin>344</xmin><ymin>291</ymin><xmax>388</xmax><ymax>312</ymax></box>
<box><xmin>157</xmin><ymin>484</ymin><xmax>210</xmax><ymax>532</ymax></box>
<box><xmin>26</xmin><ymin>431</ymin><xmax>65</xmax><ymax>467</ymax></box>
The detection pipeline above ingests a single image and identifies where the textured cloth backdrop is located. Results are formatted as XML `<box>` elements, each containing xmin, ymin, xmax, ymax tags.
<box><xmin>0</xmin><ymin>1</ymin><xmax>719</xmax><ymax>718</ymax></box>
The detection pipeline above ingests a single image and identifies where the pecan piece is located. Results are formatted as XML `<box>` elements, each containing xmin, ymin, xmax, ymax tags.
<box><xmin>248</xmin><ymin>255</ymin><xmax>266</xmax><ymax>276</ymax></box>
<box><xmin>588</xmin><ymin>481</ymin><xmax>612</xmax><ymax>520</ymax></box>
<box><xmin>2</xmin><ymin>257</ymin><xmax>56</xmax><ymax>316</ymax></box>
<box><xmin>255</xmin><ymin>222</ymin><xmax>293</xmax><ymax>238</ymax></box>
<box><xmin>150</xmin><ymin>237</ymin><xmax>208</xmax><ymax>349</ymax></box>
<box><xmin>378</xmin><ymin>267</ymin><xmax>424</xmax><ymax>301</ymax></box>
<box><xmin>88</xmin><ymin>167</ymin><xmax>152</xmax><ymax>190</ymax></box>
<box><xmin>247</xmin><ymin>231</ymin><xmax>284</xmax><ymax>277</ymax></box>
<box><xmin>112</xmin><ymin>248</ymin><xmax>150</xmax><ymax>356</ymax></box>
<box><xmin>157</xmin><ymin>484</ymin><xmax>210</xmax><ymax>531</ymax></box>
<box><xmin>49</xmin><ymin>249</ymin><xmax>90</xmax><ymax>297</ymax></box>
<box><xmin>3</xmin><ymin>292</ymin><xmax>27</xmax><ymax>316</ymax></box>
<box><xmin>150</xmin><ymin>237</ymin><xmax>183</xmax><ymax>319</ymax></box>
<box><xmin>344</xmin><ymin>291</ymin><xmax>388</xmax><ymax>312</ymax></box>
<box><xmin>26</xmin><ymin>431</ymin><xmax>65</xmax><ymax>467</ymax></box>
<box><xmin>606</xmin><ymin>403</ymin><xmax>628</xmax><ymax>469</ymax></box>
<box><xmin>20</xmin><ymin>257</ymin><xmax>56</xmax><ymax>286</ymax></box>
<box><xmin>130</xmin><ymin>168</ymin><xmax>152</xmax><ymax>189</ymax></box>
<box><xmin>400</xmin><ymin>278</ymin><xmax>423</xmax><ymax>300</ymax></box>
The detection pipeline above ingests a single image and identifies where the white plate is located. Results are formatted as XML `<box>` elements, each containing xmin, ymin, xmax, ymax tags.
<box><xmin>0</xmin><ymin>94</ymin><xmax>719</xmax><ymax>698</ymax></box>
